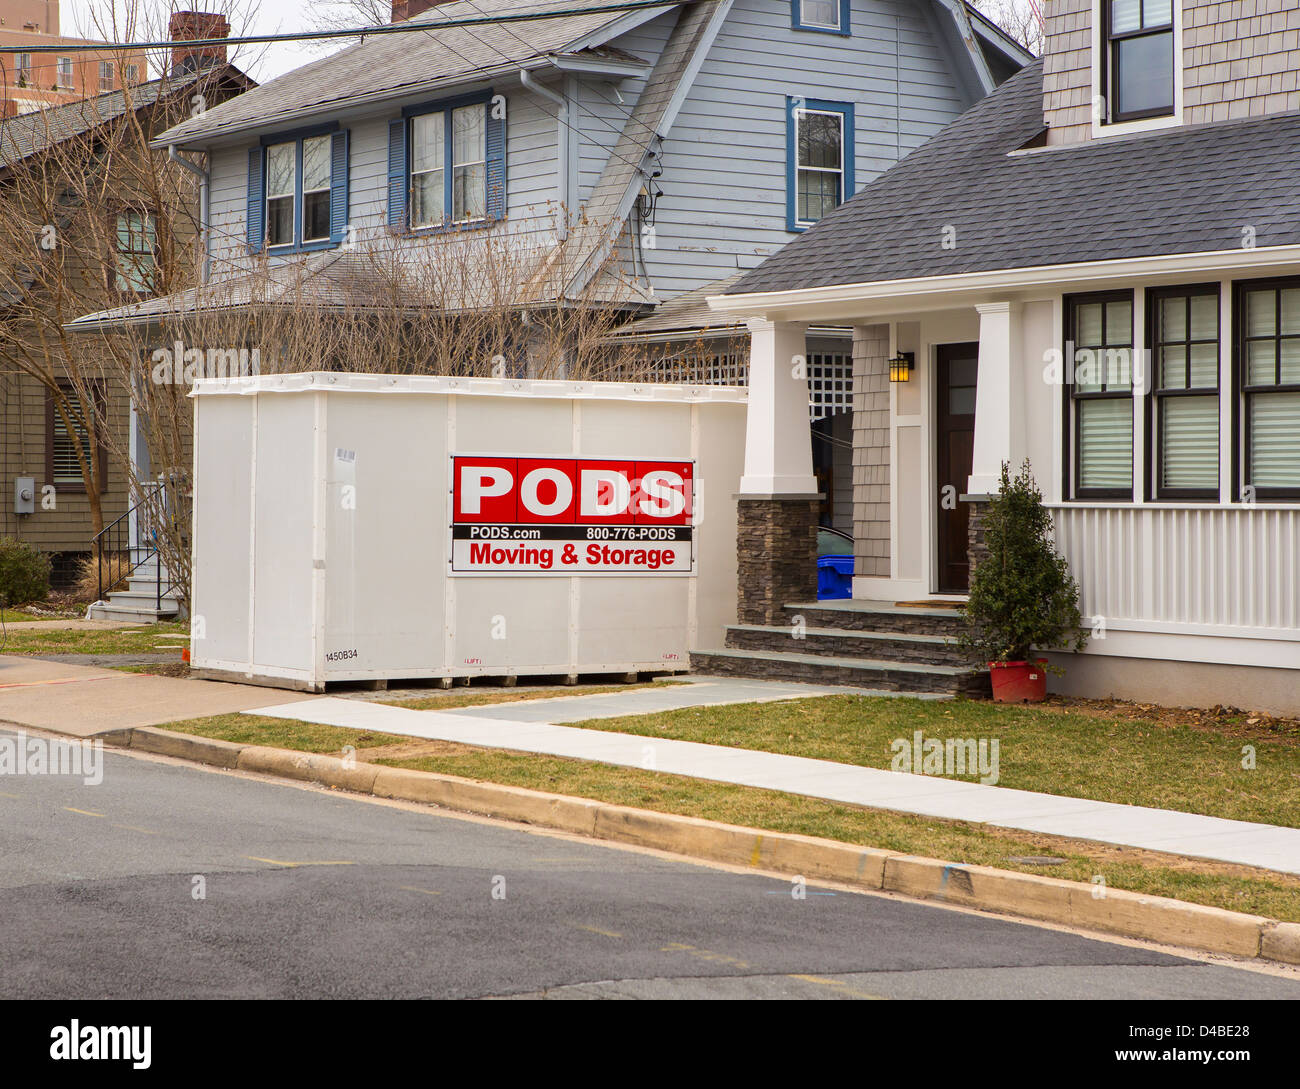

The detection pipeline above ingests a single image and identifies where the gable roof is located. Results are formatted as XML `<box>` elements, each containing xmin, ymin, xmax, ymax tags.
<box><xmin>727</xmin><ymin>59</ymin><xmax>1300</xmax><ymax>296</ymax></box>
<box><xmin>156</xmin><ymin>0</ymin><xmax>676</xmax><ymax>149</ymax></box>
<box><xmin>0</xmin><ymin>69</ymin><xmax>250</xmax><ymax>171</ymax></box>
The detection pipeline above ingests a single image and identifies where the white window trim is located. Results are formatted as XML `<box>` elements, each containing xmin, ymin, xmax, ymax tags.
<box><xmin>793</xmin><ymin>107</ymin><xmax>845</xmax><ymax>229</ymax></box>
<box><xmin>1091</xmin><ymin>0</ymin><xmax>1183</xmax><ymax>139</ymax></box>
<box><xmin>57</xmin><ymin>57</ymin><xmax>73</xmax><ymax>88</ymax></box>
<box><xmin>799</xmin><ymin>0</ymin><xmax>841</xmax><ymax>31</ymax></box>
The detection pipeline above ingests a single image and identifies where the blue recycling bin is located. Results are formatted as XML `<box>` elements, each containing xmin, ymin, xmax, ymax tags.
<box><xmin>817</xmin><ymin>554</ymin><xmax>853</xmax><ymax>600</ymax></box>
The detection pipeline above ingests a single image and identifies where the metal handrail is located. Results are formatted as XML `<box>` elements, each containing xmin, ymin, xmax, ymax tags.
<box><xmin>90</xmin><ymin>480</ymin><xmax>171</xmax><ymax>611</ymax></box>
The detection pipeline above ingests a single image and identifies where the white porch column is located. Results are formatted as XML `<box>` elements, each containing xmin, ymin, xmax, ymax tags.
<box><xmin>967</xmin><ymin>301</ymin><xmax>1024</xmax><ymax>496</ymax></box>
<box><xmin>740</xmin><ymin>317</ymin><xmax>818</xmax><ymax>496</ymax></box>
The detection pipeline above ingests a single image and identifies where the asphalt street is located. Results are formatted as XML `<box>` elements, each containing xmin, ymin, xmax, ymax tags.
<box><xmin>2</xmin><ymin>728</ymin><xmax>1298</xmax><ymax>1000</ymax></box>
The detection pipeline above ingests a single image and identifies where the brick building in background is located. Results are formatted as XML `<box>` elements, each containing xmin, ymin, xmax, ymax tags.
<box><xmin>0</xmin><ymin>0</ymin><xmax>149</xmax><ymax>117</ymax></box>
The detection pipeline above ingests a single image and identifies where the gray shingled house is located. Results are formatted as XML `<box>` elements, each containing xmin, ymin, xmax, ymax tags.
<box><xmin>696</xmin><ymin>0</ymin><xmax>1300</xmax><ymax>714</ymax></box>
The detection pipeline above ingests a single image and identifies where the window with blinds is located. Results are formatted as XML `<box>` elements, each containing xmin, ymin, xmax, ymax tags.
<box><xmin>1239</xmin><ymin>282</ymin><xmax>1300</xmax><ymax>497</ymax></box>
<box><xmin>1068</xmin><ymin>292</ymin><xmax>1134</xmax><ymax>498</ymax></box>
<box><xmin>50</xmin><ymin>389</ymin><xmax>91</xmax><ymax>486</ymax></box>
<box><xmin>1104</xmin><ymin>0</ymin><xmax>1174</xmax><ymax>123</ymax></box>
<box><xmin>1150</xmin><ymin>287</ymin><xmax>1219</xmax><ymax>499</ymax></box>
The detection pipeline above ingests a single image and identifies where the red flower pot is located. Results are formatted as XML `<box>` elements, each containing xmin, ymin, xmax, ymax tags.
<box><xmin>989</xmin><ymin>659</ymin><xmax>1049</xmax><ymax>703</ymax></box>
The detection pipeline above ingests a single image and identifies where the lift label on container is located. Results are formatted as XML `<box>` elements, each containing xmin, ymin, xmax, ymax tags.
<box><xmin>449</xmin><ymin>455</ymin><xmax>694</xmax><ymax>575</ymax></box>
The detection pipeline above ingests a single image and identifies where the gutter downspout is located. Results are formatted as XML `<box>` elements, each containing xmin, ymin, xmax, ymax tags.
<box><xmin>169</xmin><ymin>144</ymin><xmax>210</xmax><ymax>284</ymax></box>
<box><xmin>520</xmin><ymin>68</ymin><xmax>569</xmax><ymax>240</ymax></box>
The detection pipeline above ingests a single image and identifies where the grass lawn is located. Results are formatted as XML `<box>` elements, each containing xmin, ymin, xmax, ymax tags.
<box><xmin>0</xmin><ymin>608</ymin><xmax>78</xmax><ymax>622</ymax></box>
<box><xmin>0</xmin><ymin>620</ymin><xmax>189</xmax><ymax>656</ymax></box>
<box><xmin>167</xmin><ymin>708</ymin><xmax>1300</xmax><ymax>922</ymax></box>
<box><xmin>566</xmin><ymin>695</ymin><xmax>1300</xmax><ymax>830</ymax></box>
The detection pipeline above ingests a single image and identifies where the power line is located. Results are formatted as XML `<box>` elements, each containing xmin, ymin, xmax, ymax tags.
<box><xmin>0</xmin><ymin>2</ymin><xmax>677</xmax><ymax>54</ymax></box>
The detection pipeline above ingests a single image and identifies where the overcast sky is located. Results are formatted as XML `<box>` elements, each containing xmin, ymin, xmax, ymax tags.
<box><xmin>62</xmin><ymin>0</ymin><xmax>351</xmax><ymax>83</ymax></box>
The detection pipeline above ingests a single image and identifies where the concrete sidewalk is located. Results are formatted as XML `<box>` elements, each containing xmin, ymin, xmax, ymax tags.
<box><xmin>0</xmin><ymin>654</ymin><xmax>314</xmax><ymax>736</ymax></box>
<box><xmin>246</xmin><ymin>694</ymin><xmax>1300</xmax><ymax>877</ymax></box>
<box><xmin>415</xmin><ymin>675</ymin><xmax>942</xmax><ymax>723</ymax></box>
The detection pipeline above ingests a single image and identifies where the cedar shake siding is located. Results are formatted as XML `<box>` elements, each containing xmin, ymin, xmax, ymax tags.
<box><xmin>1043</xmin><ymin>0</ymin><xmax>1300</xmax><ymax>146</ymax></box>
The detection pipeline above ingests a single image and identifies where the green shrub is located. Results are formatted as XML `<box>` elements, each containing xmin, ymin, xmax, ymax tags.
<box><xmin>0</xmin><ymin>537</ymin><xmax>52</xmax><ymax>606</ymax></box>
<box><xmin>959</xmin><ymin>460</ymin><xmax>1088</xmax><ymax>665</ymax></box>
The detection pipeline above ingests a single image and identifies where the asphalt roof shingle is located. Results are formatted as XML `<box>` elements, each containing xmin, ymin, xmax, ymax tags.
<box><xmin>727</xmin><ymin>59</ymin><xmax>1300</xmax><ymax>296</ymax></box>
<box><xmin>156</xmin><ymin>0</ymin><xmax>672</xmax><ymax>147</ymax></box>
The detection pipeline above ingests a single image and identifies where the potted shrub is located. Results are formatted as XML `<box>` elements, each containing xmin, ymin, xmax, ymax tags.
<box><xmin>959</xmin><ymin>460</ymin><xmax>1087</xmax><ymax>702</ymax></box>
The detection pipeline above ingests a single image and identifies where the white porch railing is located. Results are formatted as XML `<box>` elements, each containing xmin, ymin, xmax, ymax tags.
<box><xmin>1048</xmin><ymin>504</ymin><xmax>1300</xmax><ymax>634</ymax></box>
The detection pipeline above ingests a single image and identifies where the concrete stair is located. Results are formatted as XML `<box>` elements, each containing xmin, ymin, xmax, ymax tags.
<box><xmin>690</xmin><ymin>600</ymin><xmax>991</xmax><ymax>697</ymax></box>
<box><xmin>86</xmin><ymin>557</ymin><xmax>181</xmax><ymax>623</ymax></box>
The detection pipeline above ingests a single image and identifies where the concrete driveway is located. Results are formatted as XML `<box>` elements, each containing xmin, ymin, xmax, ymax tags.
<box><xmin>0</xmin><ymin>655</ymin><xmax>313</xmax><ymax>736</ymax></box>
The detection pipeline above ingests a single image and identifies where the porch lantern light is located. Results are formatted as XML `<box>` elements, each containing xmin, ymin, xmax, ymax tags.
<box><xmin>888</xmin><ymin>351</ymin><xmax>914</xmax><ymax>383</ymax></box>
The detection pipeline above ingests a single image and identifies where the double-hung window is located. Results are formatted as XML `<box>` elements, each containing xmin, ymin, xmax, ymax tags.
<box><xmin>1067</xmin><ymin>292</ymin><xmax>1134</xmax><ymax>498</ymax></box>
<box><xmin>99</xmin><ymin>61</ymin><xmax>113</xmax><ymax>91</ymax></box>
<box><xmin>251</xmin><ymin>129</ymin><xmax>348</xmax><ymax>253</ymax></box>
<box><xmin>58</xmin><ymin>56</ymin><xmax>73</xmax><ymax>88</ymax></box>
<box><xmin>114</xmin><ymin>209</ymin><xmax>158</xmax><ymax>294</ymax></box>
<box><xmin>1238</xmin><ymin>281</ymin><xmax>1300</xmax><ymax>498</ymax></box>
<box><xmin>787</xmin><ymin>98</ymin><xmax>853</xmax><ymax>231</ymax></box>
<box><xmin>389</xmin><ymin>90</ymin><xmax>505</xmax><ymax>232</ymax></box>
<box><xmin>410</xmin><ymin>103</ymin><xmax>486</xmax><ymax>228</ymax></box>
<box><xmin>47</xmin><ymin>383</ymin><xmax>106</xmax><ymax>493</ymax></box>
<box><xmin>792</xmin><ymin>0</ymin><xmax>850</xmax><ymax>34</ymax></box>
<box><xmin>1103</xmin><ymin>0</ymin><xmax>1174</xmax><ymax>122</ymax></box>
<box><xmin>1149</xmin><ymin>286</ymin><xmax>1219</xmax><ymax>499</ymax></box>
<box><xmin>16</xmin><ymin>53</ymin><xmax>31</xmax><ymax>85</ymax></box>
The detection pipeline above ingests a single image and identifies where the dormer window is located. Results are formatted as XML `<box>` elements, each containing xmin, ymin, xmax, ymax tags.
<box><xmin>1103</xmin><ymin>0</ymin><xmax>1174</xmax><ymax>122</ymax></box>
<box><xmin>792</xmin><ymin>0</ymin><xmax>850</xmax><ymax>36</ymax></box>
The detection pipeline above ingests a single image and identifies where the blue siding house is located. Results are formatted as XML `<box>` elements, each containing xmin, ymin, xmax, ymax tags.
<box><xmin>69</xmin><ymin>0</ymin><xmax>1026</xmax><ymax>534</ymax></box>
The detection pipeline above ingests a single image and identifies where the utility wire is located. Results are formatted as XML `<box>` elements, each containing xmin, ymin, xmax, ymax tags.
<box><xmin>0</xmin><ymin>2</ymin><xmax>677</xmax><ymax>53</ymax></box>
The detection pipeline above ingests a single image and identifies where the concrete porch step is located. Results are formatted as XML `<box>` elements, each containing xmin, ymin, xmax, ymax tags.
<box><xmin>723</xmin><ymin>623</ymin><xmax>968</xmax><ymax>667</ymax></box>
<box><xmin>86</xmin><ymin>601</ymin><xmax>180</xmax><ymax>623</ymax></box>
<box><xmin>782</xmin><ymin>600</ymin><xmax>968</xmax><ymax>637</ymax></box>
<box><xmin>689</xmin><ymin>648</ymin><xmax>989</xmax><ymax>697</ymax></box>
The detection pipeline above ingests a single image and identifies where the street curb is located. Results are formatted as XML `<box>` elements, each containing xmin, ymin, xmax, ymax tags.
<box><xmin>99</xmin><ymin>725</ymin><xmax>1300</xmax><ymax>967</ymax></box>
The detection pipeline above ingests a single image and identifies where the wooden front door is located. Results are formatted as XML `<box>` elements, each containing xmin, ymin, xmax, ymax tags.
<box><xmin>935</xmin><ymin>343</ymin><xmax>978</xmax><ymax>594</ymax></box>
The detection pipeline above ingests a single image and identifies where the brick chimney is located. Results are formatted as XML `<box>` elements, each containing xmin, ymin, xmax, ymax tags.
<box><xmin>169</xmin><ymin>10</ymin><xmax>231</xmax><ymax>75</ymax></box>
<box><xmin>391</xmin><ymin>0</ymin><xmax>450</xmax><ymax>23</ymax></box>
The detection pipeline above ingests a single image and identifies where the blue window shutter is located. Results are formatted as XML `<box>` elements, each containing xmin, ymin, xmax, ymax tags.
<box><xmin>387</xmin><ymin>117</ymin><xmax>407</xmax><ymax>232</ymax></box>
<box><xmin>486</xmin><ymin>101</ymin><xmax>506</xmax><ymax>221</ymax></box>
<box><xmin>842</xmin><ymin>103</ymin><xmax>855</xmax><ymax>200</ymax></box>
<box><xmin>246</xmin><ymin>145</ymin><xmax>264</xmax><ymax>253</ymax></box>
<box><xmin>330</xmin><ymin>130</ymin><xmax>350</xmax><ymax>244</ymax></box>
<box><xmin>785</xmin><ymin>97</ymin><xmax>797</xmax><ymax>232</ymax></box>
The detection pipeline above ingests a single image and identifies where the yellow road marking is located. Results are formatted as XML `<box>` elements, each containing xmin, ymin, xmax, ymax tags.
<box><xmin>789</xmin><ymin>974</ymin><xmax>886</xmax><ymax>1000</ymax></box>
<box><xmin>660</xmin><ymin>942</ymin><xmax>750</xmax><ymax>969</ymax></box>
<box><xmin>64</xmin><ymin>807</ymin><xmax>105</xmax><ymax>817</ymax></box>
<box><xmin>399</xmin><ymin>886</ymin><xmax>442</xmax><ymax>897</ymax></box>
<box><xmin>749</xmin><ymin>836</ymin><xmax>763</xmax><ymax>867</ymax></box>
<box><xmin>111</xmin><ymin>824</ymin><xmax>156</xmax><ymax>835</ymax></box>
<box><xmin>245</xmin><ymin>856</ymin><xmax>354</xmax><ymax>868</ymax></box>
<box><xmin>0</xmin><ymin>791</ymin><xmax>20</xmax><ymax>799</ymax></box>
<box><xmin>576</xmin><ymin>924</ymin><xmax>622</xmax><ymax>939</ymax></box>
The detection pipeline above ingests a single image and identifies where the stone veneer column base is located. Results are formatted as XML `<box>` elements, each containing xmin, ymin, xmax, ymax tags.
<box><xmin>966</xmin><ymin>497</ymin><xmax>990</xmax><ymax>581</ymax></box>
<box><xmin>736</xmin><ymin>497</ymin><xmax>821</xmax><ymax>626</ymax></box>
